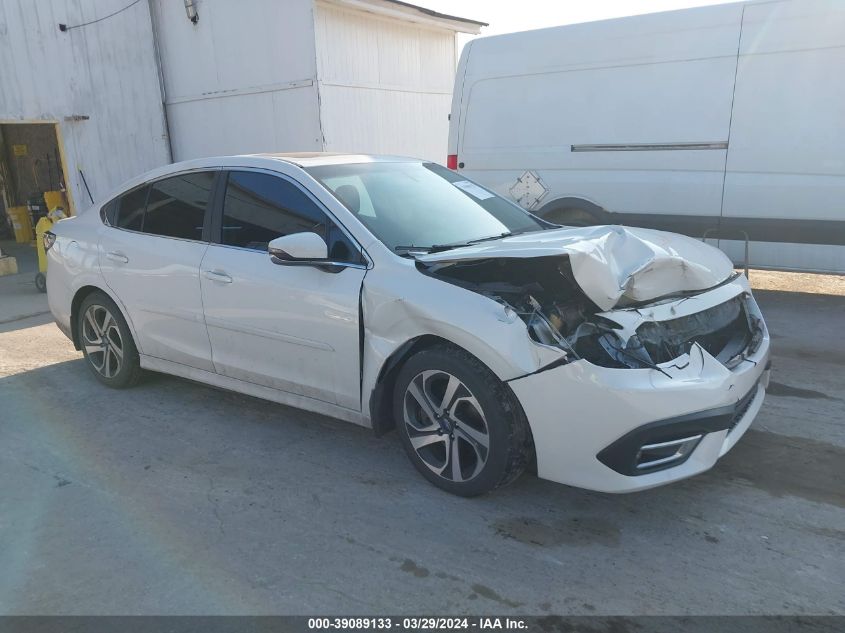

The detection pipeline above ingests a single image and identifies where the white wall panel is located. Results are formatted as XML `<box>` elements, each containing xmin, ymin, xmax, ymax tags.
<box><xmin>319</xmin><ymin>85</ymin><xmax>451</xmax><ymax>161</ymax></box>
<box><xmin>150</xmin><ymin>0</ymin><xmax>322</xmax><ymax>160</ymax></box>
<box><xmin>167</xmin><ymin>86</ymin><xmax>323</xmax><ymax>159</ymax></box>
<box><xmin>0</xmin><ymin>0</ymin><xmax>170</xmax><ymax>207</ymax></box>
<box><xmin>151</xmin><ymin>0</ymin><xmax>318</xmax><ymax>100</ymax></box>
<box><xmin>315</xmin><ymin>2</ymin><xmax>456</xmax><ymax>161</ymax></box>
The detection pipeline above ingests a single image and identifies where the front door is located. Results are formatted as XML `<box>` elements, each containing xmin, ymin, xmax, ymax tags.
<box><xmin>199</xmin><ymin>170</ymin><xmax>367</xmax><ymax>410</ymax></box>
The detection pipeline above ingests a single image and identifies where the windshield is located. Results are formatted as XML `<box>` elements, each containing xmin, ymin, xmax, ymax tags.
<box><xmin>306</xmin><ymin>162</ymin><xmax>545</xmax><ymax>252</ymax></box>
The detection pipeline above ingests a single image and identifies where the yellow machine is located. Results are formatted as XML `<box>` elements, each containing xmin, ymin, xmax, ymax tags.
<box><xmin>43</xmin><ymin>190</ymin><xmax>67</xmax><ymax>211</ymax></box>
<box><xmin>7</xmin><ymin>206</ymin><xmax>33</xmax><ymax>243</ymax></box>
<box><xmin>34</xmin><ymin>206</ymin><xmax>66</xmax><ymax>293</ymax></box>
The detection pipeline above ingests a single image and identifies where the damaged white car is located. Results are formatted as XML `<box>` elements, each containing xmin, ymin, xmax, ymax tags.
<box><xmin>46</xmin><ymin>154</ymin><xmax>771</xmax><ymax>496</ymax></box>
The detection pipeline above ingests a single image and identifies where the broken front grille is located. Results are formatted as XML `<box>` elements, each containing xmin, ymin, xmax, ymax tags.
<box><xmin>729</xmin><ymin>381</ymin><xmax>759</xmax><ymax>433</ymax></box>
<box><xmin>636</xmin><ymin>296</ymin><xmax>752</xmax><ymax>366</ymax></box>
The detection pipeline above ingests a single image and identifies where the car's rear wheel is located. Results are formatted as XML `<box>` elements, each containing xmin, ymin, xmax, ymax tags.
<box><xmin>393</xmin><ymin>345</ymin><xmax>533</xmax><ymax>496</ymax></box>
<box><xmin>78</xmin><ymin>292</ymin><xmax>141</xmax><ymax>388</ymax></box>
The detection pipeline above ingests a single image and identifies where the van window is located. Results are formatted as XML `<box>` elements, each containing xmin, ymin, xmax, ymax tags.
<box><xmin>144</xmin><ymin>172</ymin><xmax>214</xmax><ymax>240</ymax></box>
<box><xmin>220</xmin><ymin>171</ymin><xmax>362</xmax><ymax>263</ymax></box>
<box><xmin>116</xmin><ymin>186</ymin><xmax>148</xmax><ymax>232</ymax></box>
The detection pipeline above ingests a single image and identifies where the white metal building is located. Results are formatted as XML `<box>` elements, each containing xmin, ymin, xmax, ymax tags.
<box><xmin>151</xmin><ymin>0</ymin><xmax>483</xmax><ymax>162</ymax></box>
<box><xmin>0</xmin><ymin>0</ymin><xmax>170</xmax><ymax>215</ymax></box>
<box><xmin>0</xmin><ymin>0</ymin><xmax>483</xmax><ymax>215</ymax></box>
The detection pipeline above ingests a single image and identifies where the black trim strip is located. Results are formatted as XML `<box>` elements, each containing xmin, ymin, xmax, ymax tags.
<box><xmin>571</xmin><ymin>142</ymin><xmax>728</xmax><ymax>152</ymax></box>
<box><xmin>607</xmin><ymin>213</ymin><xmax>845</xmax><ymax>247</ymax></box>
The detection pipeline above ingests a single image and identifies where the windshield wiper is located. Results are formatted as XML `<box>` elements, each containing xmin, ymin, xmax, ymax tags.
<box><xmin>393</xmin><ymin>245</ymin><xmax>433</xmax><ymax>255</ymax></box>
<box><xmin>465</xmin><ymin>231</ymin><xmax>513</xmax><ymax>245</ymax></box>
<box><xmin>394</xmin><ymin>232</ymin><xmax>516</xmax><ymax>256</ymax></box>
<box><xmin>461</xmin><ymin>229</ymin><xmax>538</xmax><ymax>246</ymax></box>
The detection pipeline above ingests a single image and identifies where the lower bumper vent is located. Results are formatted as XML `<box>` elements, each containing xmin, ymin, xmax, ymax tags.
<box><xmin>636</xmin><ymin>434</ymin><xmax>703</xmax><ymax>471</ymax></box>
<box><xmin>597</xmin><ymin>382</ymin><xmax>760</xmax><ymax>476</ymax></box>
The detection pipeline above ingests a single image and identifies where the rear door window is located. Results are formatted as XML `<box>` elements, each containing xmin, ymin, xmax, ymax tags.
<box><xmin>115</xmin><ymin>186</ymin><xmax>148</xmax><ymax>231</ymax></box>
<box><xmin>144</xmin><ymin>172</ymin><xmax>215</xmax><ymax>240</ymax></box>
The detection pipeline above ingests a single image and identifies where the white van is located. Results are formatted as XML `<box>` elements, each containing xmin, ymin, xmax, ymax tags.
<box><xmin>447</xmin><ymin>0</ymin><xmax>845</xmax><ymax>273</ymax></box>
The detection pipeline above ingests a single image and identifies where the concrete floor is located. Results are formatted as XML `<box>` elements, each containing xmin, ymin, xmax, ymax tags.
<box><xmin>0</xmin><ymin>269</ymin><xmax>843</xmax><ymax>615</ymax></box>
<box><xmin>0</xmin><ymin>239</ymin><xmax>38</xmax><ymax>275</ymax></box>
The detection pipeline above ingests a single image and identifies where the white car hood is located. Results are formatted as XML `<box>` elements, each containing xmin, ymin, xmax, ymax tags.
<box><xmin>417</xmin><ymin>225</ymin><xmax>735</xmax><ymax>311</ymax></box>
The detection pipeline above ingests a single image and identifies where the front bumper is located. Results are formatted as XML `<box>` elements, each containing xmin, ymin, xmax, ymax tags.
<box><xmin>508</xmin><ymin>290</ymin><xmax>771</xmax><ymax>493</ymax></box>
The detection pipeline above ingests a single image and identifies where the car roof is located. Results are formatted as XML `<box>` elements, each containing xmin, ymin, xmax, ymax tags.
<box><xmin>89</xmin><ymin>153</ymin><xmax>427</xmax><ymax>212</ymax></box>
<box><xmin>248</xmin><ymin>152</ymin><xmax>422</xmax><ymax>167</ymax></box>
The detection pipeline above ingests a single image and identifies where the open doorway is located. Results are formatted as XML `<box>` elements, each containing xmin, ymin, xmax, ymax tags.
<box><xmin>0</xmin><ymin>121</ymin><xmax>74</xmax><ymax>276</ymax></box>
<box><xmin>0</xmin><ymin>121</ymin><xmax>74</xmax><ymax>240</ymax></box>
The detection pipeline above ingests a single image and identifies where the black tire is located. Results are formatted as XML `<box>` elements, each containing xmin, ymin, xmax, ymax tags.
<box><xmin>543</xmin><ymin>207</ymin><xmax>598</xmax><ymax>227</ymax></box>
<box><xmin>35</xmin><ymin>272</ymin><xmax>47</xmax><ymax>293</ymax></box>
<box><xmin>393</xmin><ymin>344</ymin><xmax>534</xmax><ymax>496</ymax></box>
<box><xmin>77</xmin><ymin>291</ymin><xmax>142</xmax><ymax>388</ymax></box>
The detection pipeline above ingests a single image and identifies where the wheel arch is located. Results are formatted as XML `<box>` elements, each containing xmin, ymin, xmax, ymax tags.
<box><xmin>368</xmin><ymin>334</ymin><xmax>531</xmax><ymax>439</ymax></box>
<box><xmin>70</xmin><ymin>284</ymin><xmax>136</xmax><ymax>351</ymax></box>
<box><xmin>536</xmin><ymin>196</ymin><xmax>608</xmax><ymax>225</ymax></box>
<box><xmin>369</xmin><ymin>334</ymin><xmax>453</xmax><ymax>436</ymax></box>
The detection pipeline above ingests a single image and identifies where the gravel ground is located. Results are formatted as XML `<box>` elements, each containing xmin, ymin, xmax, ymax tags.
<box><xmin>748</xmin><ymin>269</ymin><xmax>845</xmax><ymax>296</ymax></box>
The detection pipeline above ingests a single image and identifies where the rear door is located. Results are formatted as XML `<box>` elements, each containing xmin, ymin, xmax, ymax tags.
<box><xmin>199</xmin><ymin>169</ymin><xmax>367</xmax><ymax>410</ymax></box>
<box><xmin>98</xmin><ymin>170</ymin><xmax>217</xmax><ymax>371</ymax></box>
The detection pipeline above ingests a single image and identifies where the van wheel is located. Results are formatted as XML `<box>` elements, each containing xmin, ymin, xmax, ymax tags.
<box><xmin>77</xmin><ymin>292</ymin><xmax>142</xmax><ymax>388</ymax></box>
<box><xmin>544</xmin><ymin>207</ymin><xmax>598</xmax><ymax>227</ymax></box>
<box><xmin>393</xmin><ymin>344</ymin><xmax>533</xmax><ymax>496</ymax></box>
<box><xmin>35</xmin><ymin>272</ymin><xmax>47</xmax><ymax>293</ymax></box>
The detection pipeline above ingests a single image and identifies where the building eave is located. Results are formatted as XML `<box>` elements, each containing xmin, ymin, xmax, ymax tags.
<box><xmin>321</xmin><ymin>0</ymin><xmax>487</xmax><ymax>34</ymax></box>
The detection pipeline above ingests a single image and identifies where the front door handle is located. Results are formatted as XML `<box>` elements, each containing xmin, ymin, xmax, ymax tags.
<box><xmin>203</xmin><ymin>269</ymin><xmax>233</xmax><ymax>284</ymax></box>
<box><xmin>106</xmin><ymin>251</ymin><xmax>129</xmax><ymax>264</ymax></box>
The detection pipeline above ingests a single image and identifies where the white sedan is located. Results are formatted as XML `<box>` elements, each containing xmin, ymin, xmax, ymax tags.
<box><xmin>46</xmin><ymin>154</ymin><xmax>771</xmax><ymax>496</ymax></box>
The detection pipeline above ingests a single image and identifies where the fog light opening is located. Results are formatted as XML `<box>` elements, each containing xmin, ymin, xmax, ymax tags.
<box><xmin>636</xmin><ymin>434</ymin><xmax>703</xmax><ymax>471</ymax></box>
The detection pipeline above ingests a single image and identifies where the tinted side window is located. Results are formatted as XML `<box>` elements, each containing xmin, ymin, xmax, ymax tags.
<box><xmin>221</xmin><ymin>171</ymin><xmax>362</xmax><ymax>263</ymax></box>
<box><xmin>116</xmin><ymin>186</ymin><xmax>148</xmax><ymax>231</ymax></box>
<box><xmin>220</xmin><ymin>171</ymin><xmax>327</xmax><ymax>250</ymax></box>
<box><xmin>144</xmin><ymin>172</ymin><xmax>214</xmax><ymax>240</ymax></box>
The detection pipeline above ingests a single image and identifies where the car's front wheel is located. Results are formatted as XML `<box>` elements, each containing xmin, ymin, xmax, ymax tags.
<box><xmin>77</xmin><ymin>291</ymin><xmax>142</xmax><ymax>388</ymax></box>
<box><xmin>393</xmin><ymin>345</ymin><xmax>533</xmax><ymax>496</ymax></box>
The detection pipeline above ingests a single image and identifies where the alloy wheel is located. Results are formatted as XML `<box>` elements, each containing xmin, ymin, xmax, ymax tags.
<box><xmin>402</xmin><ymin>370</ymin><xmax>490</xmax><ymax>482</ymax></box>
<box><xmin>82</xmin><ymin>304</ymin><xmax>124</xmax><ymax>379</ymax></box>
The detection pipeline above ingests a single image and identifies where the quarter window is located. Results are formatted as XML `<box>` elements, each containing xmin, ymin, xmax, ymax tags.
<box><xmin>100</xmin><ymin>198</ymin><xmax>119</xmax><ymax>226</ymax></box>
<box><xmin>220</xmin><ymin>171</ymin><xmax>361</xmax><ymax>263</ymax></box>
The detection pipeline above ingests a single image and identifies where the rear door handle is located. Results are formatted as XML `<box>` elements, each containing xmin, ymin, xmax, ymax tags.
<box><xmin>106</xmin><ymin>251</ymin><xmax>129</xmax><ymax>264</ymax></box>
<box><xmin>203</xmin><ymin>269</ymin><xmax>233</xmax><ymax>284</ymax></box>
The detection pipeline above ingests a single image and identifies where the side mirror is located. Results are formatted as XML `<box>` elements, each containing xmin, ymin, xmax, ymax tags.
<box><xmin>268</xmin><ymin>232</ymin><xmax>328</xmax><ymax>262</ymax></box>
<box><xmin>268</xmin><ymin>232</ymin><xmax>347</xmax><ymax>273</ymax></box>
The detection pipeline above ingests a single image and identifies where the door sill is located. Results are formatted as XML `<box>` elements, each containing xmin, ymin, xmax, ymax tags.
<box><xmin>139</xmin><ymin>354</ymin><xmax>368</xmax><ymax>427</ymax></box>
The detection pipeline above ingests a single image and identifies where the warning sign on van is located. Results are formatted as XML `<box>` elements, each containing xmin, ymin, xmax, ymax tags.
<box><xmin>509</xmin><ymin>171</ymin><xmax>548</xmax><ymax>210</ymax></box>
<box><xmin>12</xmin><ymin>144</ymin><xmax>27</xmax><ymax>157</ymax></box>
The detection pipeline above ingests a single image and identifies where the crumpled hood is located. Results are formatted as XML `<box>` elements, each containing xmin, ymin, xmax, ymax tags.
<box><xmin>417</xmin><ymin>225</ymin><xmax>735</xmax><ymax>311</ymax></box>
